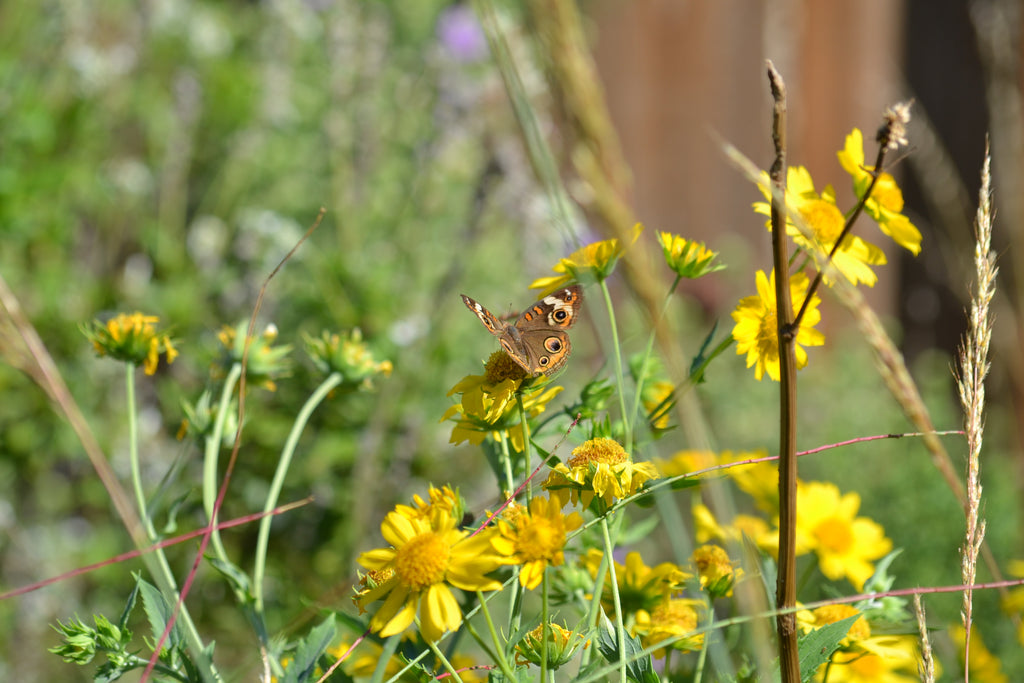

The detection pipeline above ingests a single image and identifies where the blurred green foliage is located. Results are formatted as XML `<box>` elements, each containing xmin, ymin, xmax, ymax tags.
<box><xmin>1</xmin><ymin>0</ymin><xmax>1019</xmax><ymax>680</ymax></box>
<box><xmin>0</xmin><ymin>1</ymin><xmax>545</xmax><ymax>677</ymax></box>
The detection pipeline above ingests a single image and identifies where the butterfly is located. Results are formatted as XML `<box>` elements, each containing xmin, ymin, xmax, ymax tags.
<box><xmin>461</xmin><ymin>285</ymin><xmax>584</xmax><ymax>376</ymax></box>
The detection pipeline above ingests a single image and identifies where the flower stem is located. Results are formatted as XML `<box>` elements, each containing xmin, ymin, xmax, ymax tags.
<box><xmin>693</xmin><ymin>603</ymin><xmax>710</xmax><ymax>683</ymax></box>
<box><xmin>496</xmin><ymin>429</ymin><xmax>515</xmax><ymax>498</ymax></box>
<box><xmin>474</xmin><ymin>591</ymin><xmax>517</xmax><ymax>680</ymax></box>
<box><xmin>253</xmin><ymin>371</ymin><xmax>343</xmax><ymax>614</ymax></box>
<box><xmin>629</xmin><ymin>274</ymin><xmax>681</xmax><ymax>433</ymax></box>
<box><xmin>600</xmin><ymin>516</ymin><xmax>627</xmax><ymax>683</ymax></box>
<box><xmin>600</xmin><ymin>280</ymin><xmax>632</xmax><ymax>449</ymax></box>
<box><xmin>203</xmin><ymin>362</ymin><xmax>241</xmax><ymax>567</ymax></box>
<box><xmin>126</xmin><ymin>365</ymin><xmax>150</xmax><ymax>534</ymax></box>
<box><xmin>426</xmin><ymin>637</ymin><xmax>464</xmax><ymax>683</ymax></box>
<box><xmin>541</xmin><ymin>571</ymin><xmax>550</xmax><ymax>680</ymax></box>
<box><xmin>516</xmin><ymin>391</ymin><xmax>533</xmax><ymax>500</ymax></box>
<box><xmin>125</xmin><ymin>364</ymin><xmax>220</xmax><ymax>682</ymax></box>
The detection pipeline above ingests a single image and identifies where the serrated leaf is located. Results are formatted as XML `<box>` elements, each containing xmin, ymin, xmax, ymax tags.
<box><xmin>119</xmin><ymin>574</ymin><xmax>142</xmax><ymax>631</ymax></box>
<box><xmin>281</xmin><ymin>615</ymin><xmax>337</xmax><ymax>683</ymax></box>
<box><xmin>207</xmin><ymin>557</ymin><xmax>267</xmax><ymax>642</ymax></box>
<box><xmin>137</xmin><ymin>578</ymin><xmax>185</xmax><ymax>654</ymax></box>
<box><xmin>796</xmin><ymin>614</ymin><xmax>860</xmax><ymax>681</ymax></box>
<box><xmin>595</xmin><ymin>611</ymin><xmax>654</xmax><ymax>683</ymax></box>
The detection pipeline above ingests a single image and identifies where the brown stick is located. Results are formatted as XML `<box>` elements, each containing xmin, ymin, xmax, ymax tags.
<box><xmin>766</xmin><ymin>60</ymin><xmax>800</xmax><ymax>683</ymax></box>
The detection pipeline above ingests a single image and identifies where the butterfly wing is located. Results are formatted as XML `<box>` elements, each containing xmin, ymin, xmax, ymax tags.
<box><xmin>518</xmin><ymin>328</ymin><xmax>572</xmax><ymax>376</ymax></box>
<box><xmin>462</xmin><ymin>293</ymin><xmax>533</xmax><ymax>372</ymax></box>
<box><xmin>513</xmin><ymin>285</ymin><xmax>584</xmax><ymax>332</ymax></box>
<box><xmin>461</xmin><ymin>294</ymin><xmax>507</xmax><ymax>337</ymax></box>
<box><xmin>462</xmin><ymin>285</ymin><xmax>583</xmax><ymax>377</ymax></box>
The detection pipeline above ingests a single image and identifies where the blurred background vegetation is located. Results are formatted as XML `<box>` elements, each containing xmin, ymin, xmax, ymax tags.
<box><xmin>1</xmin><ymin>0</ymin><xmax>1020</xmax><ymax>679</ymax></box>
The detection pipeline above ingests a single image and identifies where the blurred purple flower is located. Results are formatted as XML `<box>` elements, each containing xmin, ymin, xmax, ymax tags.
<box><xmin>436</xmin><ymin>4</ymin><xmax>488</xmax><ymax>62</ymax></box>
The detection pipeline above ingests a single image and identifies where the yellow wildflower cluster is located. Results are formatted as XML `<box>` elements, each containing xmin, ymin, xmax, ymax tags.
<box><xmin>84</xmin><ymin>312</ymin><xmax>178</xmax><ymax>375</ymax></box>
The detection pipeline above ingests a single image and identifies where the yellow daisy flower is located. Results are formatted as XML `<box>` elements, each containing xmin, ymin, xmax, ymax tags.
<box><xmin>821</xmin><ymin>637</ymin><xmax>923</xmax><ymax>683</ymax></box>
<box><xmin>657</xmin><ymin>232</ymin><xmax>725</xmax><ymax>279</ymax></box>
<box><xmin>837</xmin><ymin>128</ymin><xmax>922</xmax><ymax>255</ymax></box>
<box><xmin>542</xmin><ymin>437</ymin><xmax>658</xmax><ymax>513</ymax></box>
<box><xmin>83</xmin><ymin>312</ymin><xmax>178</xmax><ymax>375</ymax></box>
<box><xmin>654</xmin><ymin>449</ymin><xmax>718</xmax><ymax>479</ymax></box>
<box><xmin>797</xmin><ymin>604</ymin><xmax>871</xmax><ymax>643</ymax></box>
<box><xmin>656</xmin><ymin>449</ymin><xmax>775</xmax><ymax>513</ymax></box>
<box><xmin>513</xmin><ymin>622</ymin><xmax>589</xmax><ymax>669</ymax></box>
<box><xmin>493</xmin><ymin>495</ymin><xmax>583</xmax><ymax>590</ymax></box>
<box><xmin>718</xmin><ymin>450</ymin><xmax>778</xmax><ymax>514</ymax></box>
<box><xmin>633</xmin><ymin>597</ymin><xmax>705</xmax><ymax>657</ymax></box>
<box><xmin>731</xmin><ymin>269</ymin><xmax>825</xmax><ymax>382</ymax></box>
<box><xmin>755</xmin><ymin>166</ymin><xmax>887</xmax><ymax>287</ymax></box>
<box><xmin>799</xmin><ymin>605</ymin><xmax>923</xmax><ymax>683</ymax></box>
<box><xmin>691</xmin><ymin>544</ymin><xmax>741</xmax><ymax>598</ymax></box>
<box><xmin>443</xmin><ymin>351</ymin><xmax>563</xmax><ymax>451</ymax></box>
<box><xmin>693</xmin><ymin>503</ymin><xmax>778</xmax><ymax>556</ymax></box>
<box><xmin>582</xmin><ymin>549</ymin><xmax>690</xmax><ymax>615</ymax></box>
<box><xmin>216</xmin><ymin>321</ymin><xmax>292</xmax><ymax>391</ymax></box>
<box><xmin>327</xmin><ymin>639</ymin><xmax>403</xmax><ymax>679</ymax></box>
<box><xmin>395</xmin><ymin>485</ymin><xmax>464</xmax><ymax>524</ymax></box>
<box><xmin>529</xmin><ymin>223</ymin><xmax>644</xmax><ymax>295</ymax></box>
<box><xmin>355</xmin><ymin>507</ymin><xmax>503</xmax><ymax>641</ymax></box>
<box><xmin>304</xmin><ymin>328</ymin><xmax>392</xmax><ymax>389</ymax></box>
<box><xmin>794</xmin><ymin>481</ymin><xmax>892</xmax><ymax>590</ymax></box>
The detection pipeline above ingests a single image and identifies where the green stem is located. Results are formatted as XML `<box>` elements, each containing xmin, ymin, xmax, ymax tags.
<box><xmin>497</xmin><ymin>429</ymin><xmax>515</xmax><ymax>497</ymax></box>
<box><xmin>541</xmin><ymin>570</ymin><xmax>550</xmax><ymax>681</ymax></box>
<box><xmin>600</xmin><ymin>280</ymin><xmax>631</xmax><ymax>449</ymax></box>
<box><xmin>369</xmin><ymin>635</ymin><xmax>404</xmax><ymax>683</ymax></box>
<box><xmin>253</xmin><ymin>372</ymin><xmax>343</xmax><ymax>614</ymax></box>
<box><xmin>600</xmin><ymin>516</ymin><xmax>627</xmax><ymax>683</ymax></box>
<box><xmin>125</xmin><ymin>364</ymin><xmax>220</xmax><ymax>682</ymax></box>
<box><xmin>203</xmin><ymin>363</ymin><xmax>241</xmax><ymax>566</ymax></box>
<box><xmin>693</xmin><ymin>603</ymin><xmax>710</xmax><ymax>683</ymax></box>
<box><xmin>123</xmin><ymin>654</ymin><xmax>191</xmax><ymax>683</ymax></box>
<box><xmin>508</xmin><ymin>573</ymin><xmax>525</xmax><ymax>638</ymax></box>
<box><xmin>426</xmin><ymin>638</ymin><xmax>464</xmax><ymax>683</ymax></box>
<box><xmin>126</xmin><ymin>365</ymin><xmax>150</xmax><ymax>534</ymax></box>
<box><xmin>516</xmin><ymin>391</ymin><xmax>533</xmax><ymax>500</ymax></box>
<box><xmin>629</xmin><ymin>275</ymin><xmax>681</xmax><ymax>436</ymax></box>
<box><xmin>475</xmin><ymin>590</ymin><xmax>518</xmax><ymax>680</ymax></box>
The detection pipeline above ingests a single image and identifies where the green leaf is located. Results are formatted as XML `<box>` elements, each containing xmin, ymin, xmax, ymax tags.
<box><xmin>796</xmin><ymin>614</ymin><xmax>860</xmax><ymax>682</ymax></box>
<box><xmin>333</xmin><ymin>609</ymin><xmax>370</xmax><ymax>636</ymax></box>
<box><xmin>207</xmin><ymin>556</ymin><xmax>253</xmax><ymax>599</ymax></box>
<box><xmin>119</xmin><ymin>575</ymin><xmax>142</xmax><ymax>631</ymax></box>
<box><xmin>162</xmin><ymin>490</ymin><xmax>193</xmax><ymax>536</ymax></box>
<box><xmin>137</xmin><ymin>577</ymin><xmax>185</xmax><ymax>654</ymax></box>
<box><xmin>689</xmin><ymin>322</ymin><xmax>735</xmax><ymax>384</ymax></box>
<box><xmin>616</xmin><ymin>514</ymin><xmax>661</xmax><ymax>545</ymax></box>
<box><xmin>595</xmin><ymin>611</ymin><xmax>656</xmax><ymax>683</ymax></box>
<box><xmin>281</xmin><ymin>614</ymin><xmax>336</xmax><ymax>683</ymax></box>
